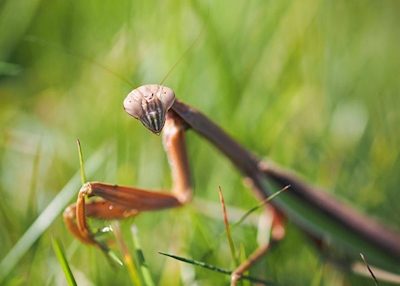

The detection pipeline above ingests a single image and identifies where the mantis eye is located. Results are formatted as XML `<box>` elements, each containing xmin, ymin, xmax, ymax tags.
<box><xmin>123</xmin><ymin>90</ymin><xmax>143</xmax><ymax>119</ymax></box>
<box><xmin>123</xmin><ymin>85</ymin><xmax>176</xmax><ymax>134</ymax></box>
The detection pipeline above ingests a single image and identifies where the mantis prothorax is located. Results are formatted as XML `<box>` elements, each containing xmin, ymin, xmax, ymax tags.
<box><xmin>63</xmin><ymin>84</ymin><xmax>400</xmax><ymax>284</ymax></box>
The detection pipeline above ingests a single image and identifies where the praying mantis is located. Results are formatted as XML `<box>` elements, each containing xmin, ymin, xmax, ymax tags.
<box><xmin>46</xmin><ymin>3</ymin><xmax>400</xmax><ymax>285</ymax></box>
<box><xmin>1</xmin><ymin>1</ymin><xmax>399</xmax><ymax>285</ymax></box>
<box><xmin>63</xmin><ymin>83</ymin><xmax>400</xmax><ymax>283</ymax></box>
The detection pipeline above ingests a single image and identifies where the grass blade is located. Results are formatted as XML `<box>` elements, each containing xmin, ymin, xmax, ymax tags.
<box><xmin>231</xmin><ymin>185</ymin><xmax>290</xmax><ymax>229</ymax></box>
<box><xmin>157</xmin><ymin>251</ymin><xmax>273</xmax><ymax>285</ymax></box>
<box><xmin>218</xmin><ymin>186</ymin><xmax>238</xmax><ymax>266</ymax></box>
<box><xmin>131</xmin><ymin>225</ymin><xmax>155</xmax><ymax>286</ymax></box>
<box><xmin>112</xmin><ymin>222</ymin><xmax>142</xmax><ymax>285</ymax></box>
<box><xmin>77</xmin><ymin>139</ymin><xmax>87</xmax><ymax>184</ymax></box>
<box><xmin>0</xmin><ymin>142</ymin><xmax>114</xmax><ymax>283</ymax></box>
<box><xmin>51</xmin><ymin>237</ymin><xmax>77</xmax><ymax>286</ymax></box>
<box><xmin>360</xmin><ymin>253</ymin><xmax>379</xmax><ymax>286</ymax></box>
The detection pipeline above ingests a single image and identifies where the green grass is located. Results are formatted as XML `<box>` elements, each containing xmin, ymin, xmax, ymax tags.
<box><xmin>1</xmin><ymin>0</ymin><xmax>400</xmax><ymax>285</ymax></box>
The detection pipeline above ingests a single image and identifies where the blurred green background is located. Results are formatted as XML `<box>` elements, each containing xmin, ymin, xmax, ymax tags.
<box><xmin>1</xmin><ymin>0</ymin><xmax>400</xmax><ymax>285</ymax></box>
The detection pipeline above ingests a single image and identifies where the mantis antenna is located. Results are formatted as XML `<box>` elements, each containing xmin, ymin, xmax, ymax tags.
<box><xmin>24</xmin><ymin>36</ymin><xmax>136</xmax><ymax>89</ymax></box>
<box><xmin>24</xmin><ymin>0</ymin><xmax>209</xmax><ymax>90</ymax></box>
<box><xmin>159</xmin><ymin>2</ymin><xmax>209</xmax><ymax>85</ymax></box>
<box><xmin>26</xmin><ymin>3</ymin><xmax>209</xmax><ymax>135</ymax></box>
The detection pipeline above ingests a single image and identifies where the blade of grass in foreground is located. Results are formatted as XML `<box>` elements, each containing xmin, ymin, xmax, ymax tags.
<box><xmin>0</xmin><ymin>141</ymin><xmax>115</xmax><ymax>283</ymax></box>
<box><xmin>231</xmin><ymin>185</ymin><xmax>290</xmax><ymax>230</ymax></box>
<box><xmin>157</xmin><ymin>251</ymin><xmax>274</xmax><ymax>285</ymax></box>
<box><xmin>51</xmin><ymin>237</ymin><xmax>77</xmax><ymax>286</ymax></box>
<box><xmin>131</xmin><ymin>225</ymin><xmax>154</xmax><ymax>286</ymax></box>
<box><xmin>360</xmin><ymin>253</ymin><xmax>379</xmax><ymax>286</ymax></box>
<box><xmin>112</xmin><ymin>222</ymin><xmax>142</xmax><ymax>286</ymax></box>
<box><xmin>77</xmin><ymin>139</ymin><xmax>87</xmax><ymax>184</ymax></box>
<box><xmin>218</xmin><ymin>186</ymin><xmax>238</xmax><ymax>266</ymax></box>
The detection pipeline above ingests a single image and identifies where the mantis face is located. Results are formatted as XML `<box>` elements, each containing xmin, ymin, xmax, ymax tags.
<box><xmin>123</xmin><ymin>84</ymin><xmax>176</xmax><ymax>134</ymax></box>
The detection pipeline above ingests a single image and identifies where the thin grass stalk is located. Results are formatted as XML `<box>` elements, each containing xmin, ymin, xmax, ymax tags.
<box><xmin>112</xmin><ymin>222</ymin><xmax>142</xmax><ymax>286</ymax></box>
<box><xmin>51</xmin><ymin>237</ymin><xmax>77</xmax><ymax>286</ymax></box>
<box><xmin>218</xmin><ymin>186</ymin><xmax>239</xmax><ymax>267</ymax></box>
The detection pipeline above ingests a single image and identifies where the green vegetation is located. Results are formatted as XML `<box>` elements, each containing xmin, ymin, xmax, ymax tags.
<box><xmin>1</xmin><ymin>0</ymin><xmax>400</xmax><ymax>285</ymax></box>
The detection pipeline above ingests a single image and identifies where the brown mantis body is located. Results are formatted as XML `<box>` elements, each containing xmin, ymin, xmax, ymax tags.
<box><xmin>64</xmin><ymin>84</ymin><xmax>400</xmax><ymax>283</ymax></box>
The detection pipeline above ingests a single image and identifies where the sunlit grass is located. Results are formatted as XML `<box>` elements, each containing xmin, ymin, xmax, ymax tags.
<box><xmin>1</xmin><ymin>0</ymin><xmax>400</xmax><ymax>285</ymax></box>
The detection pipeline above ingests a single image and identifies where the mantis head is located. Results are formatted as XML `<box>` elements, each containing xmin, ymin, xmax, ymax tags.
<box><xmin>123</xmin><ymin>84</ymin><xmax>176</xmax><ymax>135</ymax></box>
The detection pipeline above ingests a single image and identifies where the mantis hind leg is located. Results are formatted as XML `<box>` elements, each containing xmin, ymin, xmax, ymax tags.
<box><xmin>230</xmin><ymin>205</ymin><xmax>286</xmax><ymax>285</ymax></box>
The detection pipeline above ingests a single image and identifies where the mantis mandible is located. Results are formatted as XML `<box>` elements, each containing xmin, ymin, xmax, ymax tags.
<box><xmin>63</xmin><ymin>82</ymin><xmax>400</xmax><ymax>283</ymax></box>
